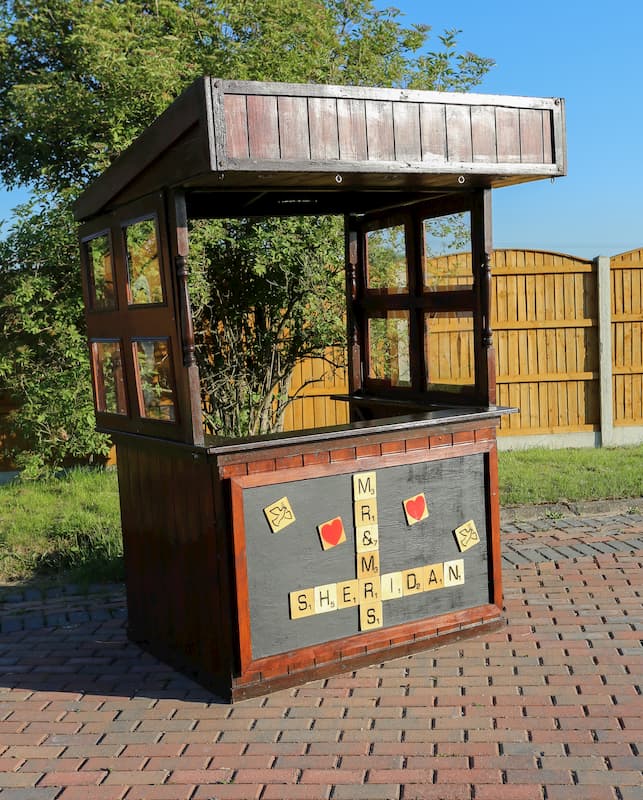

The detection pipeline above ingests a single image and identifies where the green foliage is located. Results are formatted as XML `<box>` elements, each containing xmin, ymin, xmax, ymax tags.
<box><xmin>0</xmin><ymin>194</ymin><xmax>112</xmax><ymax>472</ymax></box>
<box><xmin>0</xmin><ymin>467</ymin><xmax>122</xmax><ymax>583</ymax></box>
<box><xmin>0</xmin><ymin>0</ymin><xmax>494</xmax><ymax>194</ymax></box>
<box><xmin>189</xmin><ymin>215</ymin><xmax>346</xmax><ymax>436</ymax></box>
<box><xmin>498</xmin><ymin>445</ymin><xmax>643</xmax><ymax>506</ymax></box>
<box><xmin>0</xmin><ymin>0</ymin><xmax>495</xmax><ymax>452</ymax></box>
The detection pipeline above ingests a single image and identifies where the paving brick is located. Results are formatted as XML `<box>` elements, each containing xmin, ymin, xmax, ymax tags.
<box><xmin>125</xmin><ymin>787</ymin><xmax>195</xmax><ymax>799</ymax></box>
<box><xmin>332</xmin><ymin>786</ymin><xmax>399</xmax><ymax>800</ymax></box>
<box><xmin>0</xmin><ymin>789</ymin><xmax>61</xmax><ymax>799</ymax></box>
<box><xmin>56</xmin><ymin>788</ymin><xmax>127</xmax><ymax>800</ymax></box>
<box><xmin>261</xmin><ymin>787</ymin><xmax>332</xmax><ymax>799</ymax></box>
<box><xmin>400</xmin><ymin>786</ymin><xmax>471</xmax><ymax>800</ymax></box>
<box><xmin>192</xmin><ymin>785</ymin><xmax>263</xmax><ymax>799</ymax></box>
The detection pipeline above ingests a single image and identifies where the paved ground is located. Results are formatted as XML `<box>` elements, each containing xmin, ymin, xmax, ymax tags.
<box><xmin>0</xmin><ymin>508</ymin><xmax>641</xmax><ymax>800</ymax></box>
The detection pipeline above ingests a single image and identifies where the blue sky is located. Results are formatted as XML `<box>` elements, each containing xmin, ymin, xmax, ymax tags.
<box><xmin>1</xmin><ymin>1</ymin><xmax>641</xmax><ymax>259</ymax></box>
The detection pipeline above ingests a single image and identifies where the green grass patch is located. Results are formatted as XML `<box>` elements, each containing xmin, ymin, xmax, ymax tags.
<box><xmin>1</xmin><ymin>445</ymin><xmax>642</xmax><ymax>587</ymax></box>
<box><xmin>498</xmin><ymin>444</ymin><xmax>643</xmax><ymax>506</ymax></box>
<box><xmin>0</xmin><ymin>467</ymin><xmax>123</xmax><ymax>585</ymax></box>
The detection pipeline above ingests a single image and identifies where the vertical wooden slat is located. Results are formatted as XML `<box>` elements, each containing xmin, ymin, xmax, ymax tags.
<box><xmin>308</xmin><ymin>97</ymin><xmax>340</xmax><ymax>161</ymax></box>
<box><xmin>365</xmin><ymin>100</ymin><xmax>395</xmax><ymax>161</ymax></box>
<box><xmin>496</xmin><ymin>108</ymin><xmax>521</xmax><ymax>163</ymax></box>
<box><xmin>420</xmin><ymin>103</ymin><xmax>447</xmax><ymax>160</ymax></box>
<box><xmin>247</xmin><ymin>95</ymin><xmax>280</xmax><ymax>159</ymax></box>
<box><xmin>542</xmin><ymin>110</ymin><xmax>553</xmax><ymax>163</ymax></box>
<box><xmin>519</xmin><ymin>108</ymin><xmax>545</xmax><ymax>163</ymax></box>
<box><xmin>278</xmin><ymin>96</ymin><xmax>311</xmax><ymax>161</ymax></box>
<box><xmin>445</xmin><ymin>105</ymin><xmax>473</xmax><ymax>162</ymax></box>
<box><xmin>337</xmin><ymin>98</ymin><xmax>367</xmax><ymax>161</ymax></box>
<box><xmin>471</xmin><ymin>106</ymin><xmax>497</xmax><ymax>163</ymax></box>
<box><xmin>393</xmin><ymin>102</ymin><xmax>421</xmax><ymax>161</ymax></box>
<box><xmin>224</xmin><ymin>95</ymin><xmax>249</xmax><ymax>159</ymax></box>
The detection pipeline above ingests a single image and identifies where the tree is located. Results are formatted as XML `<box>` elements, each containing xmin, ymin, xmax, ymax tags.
<box><xmin>0</xmin><ymin>194</ymin><xmax>112</xmax><ymax>475</ymax></box>
<box><xmin>0</xmin><ymin>0</ymin><xmax>494</xmax><ymax>457</ymax></box>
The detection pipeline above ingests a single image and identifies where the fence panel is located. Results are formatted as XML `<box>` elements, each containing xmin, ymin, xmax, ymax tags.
<box><xmin>611</xmin><ymin>248</ymin><xmax>643</xmax><ymax>426</ymax></box>
<box><xmin>286</xmin><ymin>250</ymin><xmax>603</xmax><ymax>440</ymax></box>
<box><xmin>492</xmin><ymin>250</ymin><xmax>599</xmax><ymax>436</ymax></box>
<box><xmin>281</xmin><ymin>347</ymin><xmax>349</xmax><ymax>431</ymax></box>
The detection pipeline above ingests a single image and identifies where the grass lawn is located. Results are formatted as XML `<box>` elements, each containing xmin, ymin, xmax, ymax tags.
<box><xmin>0</xmin><ymin>467</ymin><xmax>122</xmax><ymax>585</ymax></box>
<box><xmin>1</xmin><ymin>444</ymin><xmax>642</xmax><ymax>585</ymax></box>
<box><xmin>498</xmin><ymin>444</ymin><xmax>643</xmax><ymax>506</ymax></box>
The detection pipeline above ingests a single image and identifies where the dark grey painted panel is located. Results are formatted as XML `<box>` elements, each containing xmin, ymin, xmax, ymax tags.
<box><xmin>243</xmin><ymin>454</ymin><xmax>490</xmax><ymax>659</ymax></box>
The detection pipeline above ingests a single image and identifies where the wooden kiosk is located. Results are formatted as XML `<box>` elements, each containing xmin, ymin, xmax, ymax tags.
<box><xmin>75</xmin><ymin>78</ymin><xmax>566</xmax><ymax>700</ymax></box>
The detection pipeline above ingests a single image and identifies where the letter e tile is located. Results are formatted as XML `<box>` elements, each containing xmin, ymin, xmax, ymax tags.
<box><xmin>337</xmin><ymin>579</ymin><xmax>359</xmax><ymax>608</ymax></box>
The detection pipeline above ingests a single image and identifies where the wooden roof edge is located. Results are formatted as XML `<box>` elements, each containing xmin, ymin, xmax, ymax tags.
<box><xmin>213</xmin><ymin>77</ymin><xmax>564</xmax><ymax>110</ymax></box>
<box><xmin>73</xmin><ymin>77</ymin><xmax>209</xmax><ymax>222</ymax></box>
<box><xmin>73</xmin><ymin>77</ymin><xmax>566</xmax><ymax>223</ymax></box>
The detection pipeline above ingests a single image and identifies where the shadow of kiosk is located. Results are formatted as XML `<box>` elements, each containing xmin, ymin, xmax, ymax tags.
<box><xmin>74</xmin><ymin>79</ymin><xmax>566</xmax><ymax>701</ymax></box>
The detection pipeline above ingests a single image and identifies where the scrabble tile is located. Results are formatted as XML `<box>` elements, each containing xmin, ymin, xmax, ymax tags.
<box><xmin>359</xmin><ymin>600</ymin><xmax>383</xmax><ymax>630</ymax></box>
<box><xmin>356</xmin><ymin>550</ymin><xmax>380</xmax><ymax>579</ymax></box>
<box><xmin>263</xmin><ymin>496</ymin><xmax>296</xmax><ymax>533</ymax></box>
<box><xmin>355</xmin><ymin>524</ymin><xmax>379</xmax><ymax>552</ymax></box>
<box><xmin>354</xmin><ymin>498</ymin><xmax>378</xmax><ymax>526</ymax></box>
<box><xmin>337</xmin><ymin>579</ymin><xmax>359</xmax><ymax>608</ymax></box>
<box><xmin>403</xmin><ymin>493</ymin><xmax>429</xmax><ymax>525</ymax></box>
<box><xmin>317</xmin><ymin>516</ymin><xmax>347</xmax><ymax>550</ymax></box>
<box><xmin>444</xmin><ymin>559</ymin><xmax>465</xmax><ymax>587</ymax></box>
<box><xmin>454</xmin><ymin>519</ymin><xmax>480</xmax><ymax>552</ymax></box>
<box><xmin>380</xmin><ymin>571</ymin><xmax>403</xmax><ymax>601</ymax></box>
<box><xmin>358</xmin><ymin>577</ymin><xmax>381</xmax><ymax>602</ymax></box>
<box><xmin>353</xmin><ymin>471</ymin><xmax>377</xmax><ymax>500</ymax></box>
<box><xmin>402</xmin><ymin>567</ymin><xmax>425</xmax><ymax>595</ymax></box>
<box><xmin>289</xmin><ymin>587</ymin><xmax>315</xmax><ymax>619</ymax></box>
<box><xmin>423</xmin><ymin>562</ymin><xmax>444</xmax><ymax>591</ymax></box>
<box><xmin>314</xmin><ymin>583</ymin><xmax>338</xmax><ymax>613</ymax></box>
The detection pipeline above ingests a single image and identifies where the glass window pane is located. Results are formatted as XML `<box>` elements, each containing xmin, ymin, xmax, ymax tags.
<box><xmin>423</xmin><ymin>212</ymin><xmax>472</xmax><ymax>292</ymax></box>
<box><xmin>92</xmin><ymin>340</ymin><xmax>127</xmax><ymax>415</ymax></box>
<box><xmin>134</xmin><ymin>338</ymin><xmax>177</xmax><ymax>422</ymax></box>
<box><xmin>367</xmin><ymin>312</ymin><xmax>411</xmax><ymax>387</ymax></box>
<box><xmin>425</xmin><ymin>311</ymin><xmax>475</xmax><ymax>391</ymax></box>
<box><xmin>366</xmin><ymin>225</ymin><xmax>408</xmax><ymax>293</ymax></box>
<box><xmin>125</xmin><ymin>218</ymin><xmax>164</xmax><ymax>305</ymax></box>
<box><xmin>86</xmin><ymin>234</ymin><xmax>116</xmax><ymax>310</ymax></box>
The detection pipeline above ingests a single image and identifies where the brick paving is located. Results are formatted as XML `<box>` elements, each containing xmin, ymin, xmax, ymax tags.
<box><xmin>0</xmin><ymin>509</ymin><xmax>641</xmax><ymax>799</ymax></box>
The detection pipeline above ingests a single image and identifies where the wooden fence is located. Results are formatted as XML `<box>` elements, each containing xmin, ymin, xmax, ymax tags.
<box><xmin>284</xmin><ymin>248</ymin><xmax>643</xmax><ymax>447</ymax></box>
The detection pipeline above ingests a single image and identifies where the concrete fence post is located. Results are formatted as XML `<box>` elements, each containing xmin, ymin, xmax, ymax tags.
<box><xmin>595</xmin><ymin>255</ymin><xmax>613</xmax><ymax>446</ymax></box>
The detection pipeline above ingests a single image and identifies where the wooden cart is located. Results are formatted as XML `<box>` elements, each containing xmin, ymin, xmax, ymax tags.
<box><xmin>74</xmin><ymin>78</ymin><xmax>566</xmax><ymax>700</ymax></box>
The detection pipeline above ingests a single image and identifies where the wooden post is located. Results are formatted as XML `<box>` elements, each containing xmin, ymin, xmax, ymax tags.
<box><xmin>596</xmin><ymin>255</ymin><xmax>614</xmax><ymax>446</ymax></box>
<box><xmin>472</xmin><ymin>189</ymin><xmax>496</xmax><ymax>405</ymax></box>
<box><xmin>169</xmin><ymin>190</ymin><xmax>205</xmax><ymax>446</ymax></box>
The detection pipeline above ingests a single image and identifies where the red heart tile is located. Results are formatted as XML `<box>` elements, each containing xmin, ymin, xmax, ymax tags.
<box><xmin>321</xmin><ymin>518</ymin><xmax>344</xmax><ymax>546</ymax></box>
<box><xmin>406</xmin><ymin>495</ymin><xmax>426</xmax><ymax>521</ymax></box>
